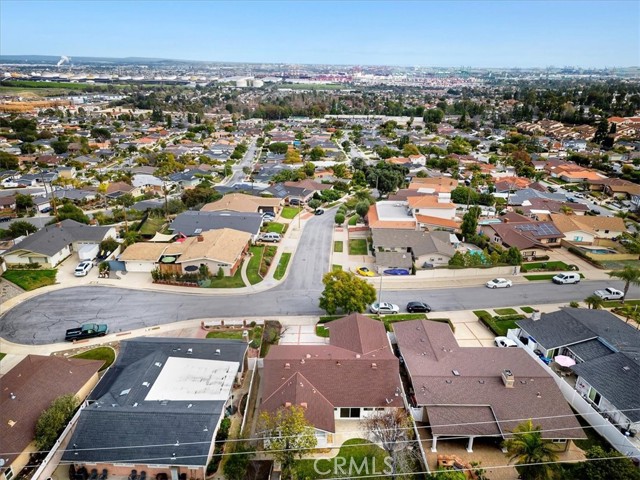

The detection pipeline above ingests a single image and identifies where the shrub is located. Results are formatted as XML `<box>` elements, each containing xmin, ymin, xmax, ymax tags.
<box><xmin>335</xmin><ymin>212</ymin><xmax>345</xmax><ymax>224</ymax></box>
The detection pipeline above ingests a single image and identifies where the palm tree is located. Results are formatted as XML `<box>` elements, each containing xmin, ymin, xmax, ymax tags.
<box><xmin>584</xmin><ymin>294</ymin><xmax>604</xmax><ymax>310</ymax></box>
<box><xmin>503</xmin><ymin>420</ymin><xmax>558</xmax><ymax>480</ymax></box>
<box><xmin>608</xmin><ymin>266</ymin><xmax>640</xmax><ymax>300</ymax></box>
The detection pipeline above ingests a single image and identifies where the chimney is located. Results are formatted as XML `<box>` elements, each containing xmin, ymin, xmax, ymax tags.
<box><xmin>502</xmin><ymin>369</ymin><xmax>515</xmax><ymax>388</ymax></box>
<box><xmin>197</xmin><ymin>235</ymin><xmax>204</xmax><ymax>242</ymax></box>
<box><xmin>300</xmin><ymin>402</ymin><xmax>308</xmax><ymax>409</ymax></box>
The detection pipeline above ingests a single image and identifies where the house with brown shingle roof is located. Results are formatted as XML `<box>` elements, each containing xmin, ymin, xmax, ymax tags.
<box><xmin>550</xmin><ymin>214</ymin><xmax>626</xmax><ymax>242</ymax></box>
<box><xmin>394</xmin><ymin>320</ymin><xmax>584</xmax><ymax>453</ymax></box>
<box><xmin>260</xmin><ymin>313</ymin><xmax>402</xmax><ymax>447</ymax></box>
<box><xmin>201</xmin><ymin>193</ymin><xmax>282</xmax><ymax>214</ymax></box>
<box><xmin>0</xmin><ymin>355</ymin><xmax>102</xmax><ymax>480</ymax></box>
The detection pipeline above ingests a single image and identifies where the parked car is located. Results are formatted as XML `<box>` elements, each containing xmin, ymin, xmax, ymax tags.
<box><xmin>315</xmin><ymin>208</ymin><xmax>325</xmax><ymax>215</ymax></box>
<box><xmin>495</xmin><ymin>336</ymin><xmax>517</xmax><ymax>348</ymax></box>
<box><xmin>485</xmin><ymin>278</ymin><xmax>512</xmax><ymax>289</ymax></box>
<box><xmin>383</xmin><ymin>268</ymin><xmax>410</xmax><ymax>276</ymax></box>
<box><xmin>369</xmin><ymin>302</ymin><xmax>400</xmax><ymax>315</ymax></box>
<box><xmin>406</xmin><ymin>301</ymin><xmax>431</xmax><ymax>313</ymax></box>
<box><xmin>260</xmin><ymin>233</ymin><xmax>281</xmax><ymax>243</ymax></box>
<box><xmin>552</xmin><ymin>272</ymin><xmax>581</xmax><ymax>284</ymax></box>
<box><xmin>594</xmin><ymin>287</ymin><xmax>624</xmax><ymax>300</ymax></box>
<box><xmin>356</xmin><ymin>267</ymin><xmax>375</xmax><ymax>277</ymax></box>
<box><xmin>74</xmin><ymin>260</ymin><xmax>93</xmax><ymax>277</ymax></box>
<box><xmin>65</xmin><ymin>323</ymin><xmax>108</xmax><ymax>341</ymax></box>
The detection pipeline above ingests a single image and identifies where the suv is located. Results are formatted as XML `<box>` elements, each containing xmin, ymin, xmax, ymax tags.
<box><xmin>260</xmin><ymin>233</ymin><xmax>281</xmax><ymax>243</ymax></box>
<box><xmin>552</xmin><ymin>272</ymin><xmax>580</xmax><ymax>284</ymax></box>
<box><xmin>74</xmin><ymin>261</ymin><xmax>93</xmax><ymax>277</ymax></box>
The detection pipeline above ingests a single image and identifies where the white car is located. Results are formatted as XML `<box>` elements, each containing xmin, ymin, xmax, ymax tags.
<box><xmin>486</xmin><ymin>278</ymin><xmax>513</xmax><ymax>289</ymax></box>
<box><xmin>494</xmin><ymin>336</ymin><xmax>517</xmax><ymax>348</ymax></box>
<box><xmin>594</xmin><ymin>287</ymin><xmax>624</xmax><ymax>300</ymax></box>
<box><xmin>369</xmin><ymin>302</ymin><xmax>400</xmax><ymax>315</ymax></box>
<box><xmin>74</xmin><ymin>261</ymin><xmax>93</xmax><ymax>277</ymax></box>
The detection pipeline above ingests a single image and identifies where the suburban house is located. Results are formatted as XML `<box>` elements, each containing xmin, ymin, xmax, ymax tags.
<box><xmin>62</xmin><ymin>338</ymin><xmax>247</xmax><ymax>480</ymax></box>
<box><xmin>260</xmin><ymin>313</ymin><xmax>402</xmax><ymax>447</ymax></box>
<box><xmin>550</xmin><ymin>214</ymin><xmax>626</xmax><ymax>242</ymax></box>
<box><xmin>2</xmin><ymin>219</ymin><xmax>116</xmax><ymax>268</ymax></box>
<box><xmin>367</xmin><ymin>201</ymin><xmax>418</xmax><ymax>230</ymax></box>
<box><xmin>201</xmin><ymin>193</ymin><xmax>282</xmax><ymax>214</ymax></box>
<box><xmin>371</xmin><ymin>229</ymin><xmax>456</xmax><ymax>270</ymax></box>
<box><xmin>263</xmin><ymin>180</ymin><xmax>331</xmax><ymax>205</ymax></box>
<box><xmin>119</xmin><ymin>228</ymin><xmax>251</xmax><ymax>275</ymax></box>
<box><xmin>105</xmin><ymin>182</ymin><xmax>142</xmax><ymax>200</ymax></box>
<box><xmin>394</xmin><ymin>320</ymin><xmax>585</xmax><ymax>453</ymax></box>
<box><xmin>479</xmin><ymin>213</ymin><xmax>564</xmax><ymax>259</ymax></box>
<box><xmin>407</xmin><ymin>195</ymin><xmax>460</xmax><ymax>231</ymax></box>
<box><xmin>520</xmin><ymin>198</ymin><xmax>589</xmax><ymax>217</ymax></box>
<box><xmin>1</xmin><ymin>355</ymin><xmax>102</xmax><ymax>480</ymax></box>
<box><xmin>592</xmin><ymin>178</ymin><xmax>640</xmax><ymax>199</ymax></box>
<box><xmin>170</xmin><ymin>211</ymin><xmax>263</xmax><ymax>240</ymax></box>
<box><xmin>512</xmin><ymin>308</ymin><xmax>640</xmax><ymax>456</ymax></box>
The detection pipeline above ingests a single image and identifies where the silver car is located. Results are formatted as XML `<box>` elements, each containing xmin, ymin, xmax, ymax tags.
<box><xmin>369</xmin><ymin>302</ymin><xmax>400</xmax><ymax>314</ymax></box>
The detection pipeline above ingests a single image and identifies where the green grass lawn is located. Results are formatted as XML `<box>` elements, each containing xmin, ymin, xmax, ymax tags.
<box><xmin>281</xmin><ymin>206</ymin><xmax>300</xmax><ymax>219</ymax></box>
<box><xmin>474</xmin><ymin>310</ymin><xmax>523</xmax><ymax>336</ymax></box>
<box><xmin>602</xmin><ymin>299</ymin><xmax>640</xmax><ymax>308</ymax></box>
<box><xmin>264</xmin><ymin>222</ymin><xmax>286</xmax><ymax>234</ymax></box>
<box><xmin>315</xmin><ymin>325</ymin><xmax>330</xmax><ymax>338</ymax></box>
<box><xmin>3</xmin><ymin>269</ymin><xmax>57</xmax><ymax>290</ymax></box>
<box><xmin>348</xmin><ymin>214</ymin><xmax>359</xmax><ymax>226</ymax></box>
<box><xmin>274</xmin><ymin>253</ymin><xmax>291</xmax><ymax>280</ymax></box>
<box><xmin>247</xmin><ymin>246</ymin><xmax>265</xmax><ymax>285</ymax></box>
<box><xmin>334</xmin><ymin>241</ymin><xmax>344</xmax><ymax>253</ymax></box>
<box><xmin>332</xmin><ymin>264</ymin><xmax>343</xmax><ymax>272</ymax></box>
<box><xmin>524</xmin><ymin>273</ymin><xmax>585</xmax><ymax>281</ymax></box>
<box><xmin>207</xmin><ymin>266</ymin><xmax>245</xmax><ymax>288</ymax></box>
<box><xmin>494</xmin><ymin>308</ymin><xmax>518</xmax><ymax>315</ymax></box>
<box><xmin>296</xmin><ymin>438</ymin><xmax>389</xmax><ymax>479</ymax></box>
<box><xmin>521</xmin><ymin>261</ymin><xmax>571</xmax><ymax>272</ymax></box>
<box><xmin>139</xmin><ymin>216</ymin><xmax>166</xmax><ymax>236</ymax></box>
<box><xmin>520</xmin><ymin>306</ymin><xmax>536</xmax><ymax>313</ymax></box>
<box><xmin>206</xmin><ymin>330</ymin><xmax>244</xmax><ymax>340</ymax></box>
<box><xmin>348</xmin><ymin>239</ymin><xmax>368</xmax><ymax>255</ymax></box>
<box><xmin>72</xmin><ymin>347</ymin><xmax>116</xmax><ymax>371</ymax></box>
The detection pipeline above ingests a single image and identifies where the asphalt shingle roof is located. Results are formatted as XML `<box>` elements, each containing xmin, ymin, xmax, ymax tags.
<box><xmin>170</xmin><ymin>211</ymin><xmax>262</xmax><ymax>237</ymax></box>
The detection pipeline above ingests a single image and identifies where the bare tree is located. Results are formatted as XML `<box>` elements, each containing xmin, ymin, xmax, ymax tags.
<box><xmin>361</xmin><ymin>409</ymin><xmax>417</xmax><ymax>479</ymax></box>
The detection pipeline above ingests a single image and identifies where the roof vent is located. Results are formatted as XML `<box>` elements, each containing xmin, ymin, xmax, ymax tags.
<box><xmin>187</xmin><ymin>348</ymin><xmax>193</xmax><ymax>355</ymax></box>
<box><xmin>133</xmin><ymin>402</ymin><xmax>138</xmax><ymax>407</ymax></box>
<box><xmin>8</xmin><ymin>420</ymin><xmax>16</xmax><ymax>427</ymax></box>
<box><xmin>215</xmin><ymin>349</ymin><xmax>221</xmax><ymax>355</ymax></box>
<box><xmin>355</xmin><ymin>354</ymin><xmax>361</xmax><ymax>359</ymax></box>
<box><xmin>187</xmin><ymin>404</ymin><xmax>193</xmax><ymax>408</ymax></box>
<box><xmin>452</xmin><ymin>370</ymin><xmax>460</xmax><ymax>376</ymax></box>
<box><xmin>371</xmin><ymin>363</ymin><xmax>378</xmax><ymax>369</ymax></box>
<box><xmin>306</xmin><ymin>354</ymin><xmax>311</xmax><ymax>359</ymax></box>
<box><xmin>155</xmin><ymin>362</ymin><xmax>163</xmax><ymax>367</ymax></box>
<box><xmin>285</xmin><ymin>402</ymin><xmax>292</xmax><ymax>408</ymax></box>
<box><xmin>445</xmin><ymin>379</ymin><xmax>452</xmax><ymax>384</ymax></box>
<box><xmin>119</xmin><ymin>388</ymin><xmax>131</xmax><ymax>396</ymax></box>
<box><xmin>10</xmin><ymin>393</ymin><xmax>16</xmax><ymax>400</ymax></box>
<box><xmin>623</xmin><ymin>366</ymin><xmax>631</xmax><ymax>371</ymax></box>
<box><xmin>142</xmin><ymin>382</ymin><xmax>150</xmax><ymax>387</ymax></box>
<box><xmin>531</xmin><ymin>311</ymin><xmax>541</xmax><ymax>321</ymax></box>
<box><xmin>284</xmin><ymin>363</ymin><xmax>291</xmax><ymax>369</ymax></box>
<box><xmin>300</xmin><ymin>359</ymin><xmax>305</xmax><ymax>364</ymax></box>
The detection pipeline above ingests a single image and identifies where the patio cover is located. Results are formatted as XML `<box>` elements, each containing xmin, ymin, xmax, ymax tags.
<box><xmin>427</xmin><ymin>406</ymin><xmax>502</xmax><ymax>437</ymax></box>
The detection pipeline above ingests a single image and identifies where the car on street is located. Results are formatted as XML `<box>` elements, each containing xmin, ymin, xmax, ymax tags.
<box><xmin>369</xmin><ymin>302</ymin><xmax>400</xmax><ymax>314</ymax></box>
<box><xmin>383</xmin><ymin>268</ymin><xmax>410</xmax><ymax>276</ymax></box>
<box><xmin>315</xmin><ymin>208</ymin><xmax>325</xmax><ymax>215</ymax></box>
<box><xmin>486</xmin><ymin>278</ymin><xmax>512</xmax><ymax>289</ymax></box>
<box><xmin>552</xmin><ymin>272</ymin><xmax>581</xmax><ymax>284</ymax></box>
<box><xmin>494</xmin><ymin>336</ymin><xmax>517</xmax><ymax>348</ymax></box>
<box><xmin>356</xmin><ymin>267</ymin><xmax>375</xmax><ymax>277</ymax></box>
<box><xmin>406</xmin><ymin>301</ymin><xmax>431</xmax><ymax>313</ymax></box>
<box><xmin>594</xmin><ymin>287</ymin><xmax>624</xmax><ymax>300</ymax></box>
<box><xmin>74</xmin><ymin>261</ymin><xmax>93</xmax><ymax>277</ymax></box>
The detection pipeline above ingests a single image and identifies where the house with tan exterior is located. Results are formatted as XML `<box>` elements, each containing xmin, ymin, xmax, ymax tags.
<box><xmin>394</xmin><ymin>320</ymin><xmax>585</xmax><ymax>453</ymax></box>
<box><xmin>550</xmin><ymin>214</ymin><xmax>626</xmax><ymax>242</ymax></box>
<box><xmin>119</xmin><ymin>228</ymin><xmax>251</xmax><ymax>275</ymax></box>
<box><xmin>0</xmin><ymin>355</ymin><xmax>102</xmax><ymax>480</ymax></box>
<box><xmin>201</xmin><ymin>193</ymin><xmax>282</xmax><ymax>214</ymax></box>
<box><xmin>260</xmin><ymin>314</ymin><xmax>402</xmax><ymax>448</ymax></box>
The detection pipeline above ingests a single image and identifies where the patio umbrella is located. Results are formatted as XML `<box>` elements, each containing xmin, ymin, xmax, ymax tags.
<box><xmin>554</xmin><ymin>355</ymin><xmax>576</xmax><ymax>368</ymax></box>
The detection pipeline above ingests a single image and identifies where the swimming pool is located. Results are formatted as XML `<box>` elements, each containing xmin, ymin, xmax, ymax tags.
<box><xmin>578</xmin><ymin>247</ymin><xmax>618</xmax><ymax>255</ymax></box>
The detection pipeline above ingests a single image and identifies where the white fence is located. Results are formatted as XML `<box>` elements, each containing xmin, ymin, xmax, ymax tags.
<box><xmin>507</xmin><ymin>330</ymin><xmax>640</xmax><ymax>461</ymax></box>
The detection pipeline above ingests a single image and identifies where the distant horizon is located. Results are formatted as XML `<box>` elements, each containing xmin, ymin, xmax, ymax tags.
<box><xmin>1</xmin><ymin>1</ymin><xmax>638</xmax><ymax>68</ymax></box>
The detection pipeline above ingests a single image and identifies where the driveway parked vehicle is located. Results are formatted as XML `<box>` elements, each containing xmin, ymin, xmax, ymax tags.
<box><xmin>406</xmin><ymin>301</ymin><xmax>431</xmax><ymax>313</ymax></box>
<box><xmin>74</xmin><ymin>261</ymin><xmax>93</xmax><ymax>277</ymax></box>
<box><xmin>369</xmin><ymin>302</ymin><xmax>400</xmax><ymax>314</ymax></box>
<box><xmin>495</xmin><ymin>336</ymin><xmax>517</xmax><ymax>348</ymax></box>
<box><xmin>486</xmin><ymin>278</ymin><xmax>512</xmax><ymax>289</ymax></box>
<box><xmin>594</xmin><ymin>287</ymin><xmax>624</xmax><ymax>300</ymax></box>
<box><xmin>356</xmin><ymin>267</ymin><xmax>375</xmax><ymax>277</ymax></box>
<box><xmin>383</xmin><ymin>268</ymin><xmax>410</xmax><ymax>275</ymax></box>
<box><xmin>552</xmin><ymin>273</ymin><xmax>580</xmax><ymax>284</ymax></box>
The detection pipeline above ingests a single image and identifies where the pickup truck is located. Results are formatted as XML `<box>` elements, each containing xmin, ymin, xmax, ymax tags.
<box><xmin>65</xmin><ymin>323</ymin><xmax>109</xmax><ymax>341</ymax></box>
<box><xmin>594</xmin><ymin>287</ymin><xmax>624</xmax><ymax>301</ymax></box>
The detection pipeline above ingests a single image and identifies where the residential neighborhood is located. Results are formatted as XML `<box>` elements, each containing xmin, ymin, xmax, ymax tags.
<box><xmin>1</xmin><ymin>11</ymin><xmax>640</xmax><ymax>480</ymax></box>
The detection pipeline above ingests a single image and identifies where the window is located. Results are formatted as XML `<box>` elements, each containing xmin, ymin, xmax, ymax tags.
<box><xmin>588</xmin><ymin>387</ymin><xmax>601</xmax><ymax>406</ymax></box>
<box><xmin>551</xmin><ymin>439</ymin><xmax>567</xmax><ymax>444</ymax></box>
<box><xmin>339</xmin><ymin>407</ymin><xmax>361</xmax><ymax>418</ymax></box>
<box><xmin>5</xmin><ymin>467</ymin><xmax>13</xmax><ymax>480</ymax></box>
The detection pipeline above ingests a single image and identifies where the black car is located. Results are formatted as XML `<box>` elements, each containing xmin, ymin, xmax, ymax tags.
<box><xmin>315</xmin><ymin>208</ymin><xmax>325</xmax><ymax>215</ymax></box>
<box><xmin>407</xmin><ymin>301</ymin><xmax>431</xmax><ymax>313</ymax></box>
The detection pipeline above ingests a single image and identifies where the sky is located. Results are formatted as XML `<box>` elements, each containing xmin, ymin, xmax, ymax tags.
<box><xmin>1</xmin><ymin>0</ymin><xmax>638</xmax><ymax>68</ymax></box>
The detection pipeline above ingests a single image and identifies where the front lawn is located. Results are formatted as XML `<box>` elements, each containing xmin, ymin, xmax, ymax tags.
<box><xmin>520</xmin><ymin>306</ymin><xmax>536</xmax><ymax>313</ymax></box>
<box><xmin>524</xmin><ymin>273</ymin><xmax>585</xmax><ymax>281</ymax></box>
<box><xmin>296</xmin><ymin>438</ymin><xmax>389</xmax><ymax>479</ymax></box>
<box><xmin>494</xmin><ymin>308</ymin><xmax>518</xmax><ymax>315</ymax></box>
<box><xmin>334</xmin><ymin>241</ymin><xmax>344</xmax><ymax>253</ymax></box>
<box><xmin>3</xmin><ymin>269</ymin><xmax>57</xmax><ymax>291</ymax></box>
<box><xmin>521</xmin><ymin>261</ymin><xmax>571</xmax><ymax>272</ymax></box>
<box><xmin>348</xmin><ymin>239</ymin><xmax>368</xmax><ymax>255</ymax></box>
<box><xmin>474</xmin><ymin>310</ymin><xmax>524</xmax><ymax>336</ymax></box>
<box><xmin>206</xmin><ymin>330</ymin><xmax>244</xmax><ymax>340</ymax></box>
<box><xmin>207</xmin><ymin>266</ymin><xmax>245</xmax><ymax>288</ymax></box>
<box><xmin>281</xmin><ymin>206</ymin><xmax>300</xmax><ymax>219</ymax></box>
<box><xmin>72</xmin><ymin>347</ymin><xmax>116</xmax><ymax>371</ymax></box>
<box><xmin>315</xmin><ymin>325</ymin><xmax>330</xmax><ymax>338</ymax></box>
<box><xmin>264</xmin><ymin>222</ymin><xmax>286</xmax><ymax>234</ymax></box>
<box><xmin>274</xmin><ymin>253</ymin><xmax>291</xmax><ymax>280</ymax></box>
<box><xmin>332</xmin><ymin>264</ymin><xmax>343</xmax><ymax>272</ymax></box>
<box><xmin>247</xmin><ymin>246</ymin><xmax>265</xmax><ymax>285</ymax></box>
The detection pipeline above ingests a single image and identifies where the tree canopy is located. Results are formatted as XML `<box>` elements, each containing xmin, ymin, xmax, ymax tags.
<box><xmin>35</xmin><ymin>394</ymin><xmax>78</xmax><ymax>450</ymax></box>
<box><xmin>319</xmin><ymin>270</ymin><xmax>376</xmax><ymax>315</ymax></box>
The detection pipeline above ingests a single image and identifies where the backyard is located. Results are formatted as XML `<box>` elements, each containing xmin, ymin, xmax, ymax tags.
<box><xmin>139</xmin><ymin>216</ymin><xmax>167</xmax><ymax>236</ymax></box>
<box><xmin>2</xmin><ymin>269</ymin><xmax>57</xmax><ymax>290</ymax></box>
<box><xmin>296</xmin><ymin>439</ymin><xmax>390</xmax><ymax>479</ymax></box>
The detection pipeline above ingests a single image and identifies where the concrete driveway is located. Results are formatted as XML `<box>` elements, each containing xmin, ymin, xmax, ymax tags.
<box><xmin>279</xmin><ymin>325</ymin><xmax>328</xmax><ymax>345</ymax></box>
